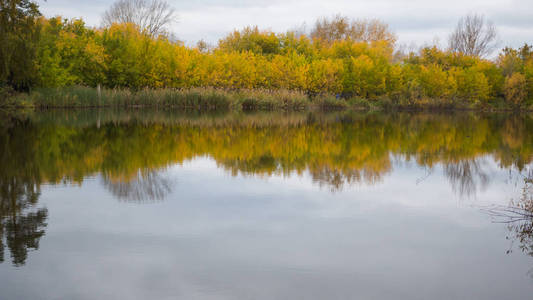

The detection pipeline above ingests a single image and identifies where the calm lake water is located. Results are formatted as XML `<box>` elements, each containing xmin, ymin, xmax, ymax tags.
<box><xmin>1</xmin><ymin>109</ymin><xmax>533</xmax><ymax>299</ymax></box>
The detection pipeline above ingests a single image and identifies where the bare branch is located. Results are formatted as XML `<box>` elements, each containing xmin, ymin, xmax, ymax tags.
<box><xmin>102</xmin><ymin>0</ymin><xmax>177</xmax><ymax>37</ymax></box>
<box><xmin>449</xmin><ymin>14</ymin><xmax>497</xmax><ymax>57</ymax></box>
<box><xmin>310</xmin><ymin>14</ymin><xmax>396</xmax><ymax>46</ymax></box>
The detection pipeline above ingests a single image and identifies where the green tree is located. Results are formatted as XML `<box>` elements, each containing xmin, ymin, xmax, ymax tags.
<box><xmin>0</xmin><ymin>0</ymin><xmax>41</xmax><ymax>91</ymax></box>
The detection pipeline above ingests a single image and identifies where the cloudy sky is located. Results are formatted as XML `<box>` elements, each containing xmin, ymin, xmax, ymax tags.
<box><xmin>38</xmin><ymin>0</ymin><xmax>532</xmax><ymax>50</ymax></box>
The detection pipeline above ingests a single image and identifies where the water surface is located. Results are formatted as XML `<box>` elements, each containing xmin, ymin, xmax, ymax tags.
<box><xmin>1</xmin><ymin>110</ymin><xmax>533</xmax><ymax>299</ymax></box>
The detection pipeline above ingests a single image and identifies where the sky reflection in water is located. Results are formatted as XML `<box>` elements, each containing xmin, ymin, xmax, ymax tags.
<box><xmin>0</xmin><ymin>110</ymin><xmax>532</xmax><ymax>300</ymax></box>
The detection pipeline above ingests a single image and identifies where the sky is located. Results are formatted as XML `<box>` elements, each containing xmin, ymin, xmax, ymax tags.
<box><xmin>38</xmin><ymin>0</ymin><xmax>533</xmax><ymax>50</ymax></box>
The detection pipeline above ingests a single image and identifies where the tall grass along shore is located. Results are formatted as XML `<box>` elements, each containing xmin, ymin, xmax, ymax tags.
<box><xmin>4</xmin><ymin>86</ymin><xmax>529</xmax><ymax>111</ymax></box>
<box><xmin>4</xmin><ymin>87</ymin><xmax>351</xmax><ymax>110</ymax></box>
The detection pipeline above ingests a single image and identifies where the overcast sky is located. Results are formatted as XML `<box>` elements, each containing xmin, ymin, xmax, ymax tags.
<box><xmin>38</xmin><ymin>0</ymin><xmax>532</xmax><ymax>50</ymax></box>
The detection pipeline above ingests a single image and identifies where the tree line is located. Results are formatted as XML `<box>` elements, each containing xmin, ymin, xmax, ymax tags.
<box><xmin>1</xmin><ymin>0</ymin><xmax>532</xmax><ymax>107</ymax></box>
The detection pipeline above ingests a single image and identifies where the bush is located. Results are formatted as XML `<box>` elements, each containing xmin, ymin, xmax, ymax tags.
<box><xmin>315</xmin><ymin>95</ymin><xmax>348</xmax><ymax>109</ymax></box>
<box><xmin>504</xmin><ymin>73</ymin><xmax>528</xmax><ymax>106</ymax></box>
<box><xmin>347</xmin><ymin>97</ymin><xmax>371</xmax><ymax>109</ymax></box>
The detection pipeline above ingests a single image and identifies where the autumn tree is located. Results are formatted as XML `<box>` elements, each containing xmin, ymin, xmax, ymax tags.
<box><xmin>498</xmin><ymin>47</ymin><xmax>523</xmax><ymax>77</ymax></box>
<box><xmin>196</xmin><ymin>39</ymin><xmax>211</xmax><ymax>53</ymax></box>
<box><xmin>504</xmin><ymin>73</ymin><xmax>527</xmax><ymax>106</ymax></box>
<box><xmin>218</xmin><ymin>26</ymin><xmax>281</xmax><ymax>55</ymax></box>
<box><xmin>497</xmin><ymin>44</ymin><xmax>533</xmax><ymax>105</ymax></box>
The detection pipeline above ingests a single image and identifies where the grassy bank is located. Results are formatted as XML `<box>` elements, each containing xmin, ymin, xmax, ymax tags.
<box><xmin>4</xmin><ymin>87</ymin><xmax>352</xmax><ymax>110</ymax></box>
<box><xmin>2</xmin><ymin>86</ymin><xmax>531</xmax><ymax>111</ymax></box>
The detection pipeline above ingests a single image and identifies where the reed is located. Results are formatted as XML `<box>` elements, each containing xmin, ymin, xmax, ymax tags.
<box><xmin>8</xmin><ymin>86</ymin><xmax>351</xmax><ymax>111</ymax></box>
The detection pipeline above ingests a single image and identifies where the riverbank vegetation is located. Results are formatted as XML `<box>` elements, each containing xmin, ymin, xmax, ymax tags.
<box><xmin>1</xmin><ymin>0</ymin><xmax>532</xmax><ymax>110</ymax></box>
<box><xmin>7</xmin><ymin>87</ymin><xmax>351</xmax><ymax>110</ymax></box>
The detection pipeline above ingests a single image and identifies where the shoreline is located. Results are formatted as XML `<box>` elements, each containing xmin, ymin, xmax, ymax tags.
<box><xmin>2</xmin><ymin>86</ymin><xmax>531</xmax><ymax>112</ymax></box>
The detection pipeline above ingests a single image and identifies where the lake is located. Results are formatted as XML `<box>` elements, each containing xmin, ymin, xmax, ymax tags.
<box><xmin>1</xmin><ymin>109</ymin><xmax>532</xmax><ymax>299</ymax></box>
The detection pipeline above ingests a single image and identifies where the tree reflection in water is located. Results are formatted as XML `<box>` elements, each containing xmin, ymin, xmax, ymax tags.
<box><xmin>444</xmin><ymin>158</ymin><xmax>490</xmax><ymax>197</ymax></box>
<box><xmin>0</xmin><ymin>179</ymin><xmax>48</xmax><ymax>266</ymax></box>
<box><xmin>0</xmin><ymin>115</ymin><xmax>48</xmax><ymax>266</ymax></box>
<box><xmin>102</xmin><ymin>169</ymin><xmax>172</xmax><ymax>203</ymax></box>
<box><xmin>486</xmin><ymin>169</ymin><xmax>533</xmax><ymax>257</ymax></box>
<box><xmin>0</xmin><ymin>110</ymin><xmax>532</xmax><ymax>266</ymax></box>
<box><xmin>310</xmin><ymin>165</ymin><xmax>387</xmax><ymax>191</ymax></box>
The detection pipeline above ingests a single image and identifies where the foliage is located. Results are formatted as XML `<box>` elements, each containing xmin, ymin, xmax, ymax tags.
<box><xmin>2</xmin><ymin>10</ymin><xmax>533</xmax><ymax>109</ymax></box>
<box><xmin>498</xmin><ymin>44</ymin><xmax>533</xmax><ymax>106</ymax></box>
<box><xmin>0</xmin><ymin>0</ymin><xmax>41</xmax><ymax>91</ymax></box>
<box><xmin>218</xmin><ymin>26</ymin><xmax>281</xmax><ymax>55</ymax></box>
<box><xmin>504</xmin><ymin>73</ymin><xmax>528</xmax><ymax>106</ymax></box>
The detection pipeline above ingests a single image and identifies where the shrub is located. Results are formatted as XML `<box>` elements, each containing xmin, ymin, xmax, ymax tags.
<box><xmin>504</xmin><ymin>73</ymin><xmax>528</xmax><ymax>106</ymax></box>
